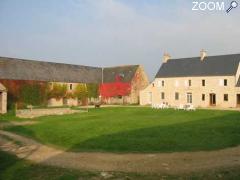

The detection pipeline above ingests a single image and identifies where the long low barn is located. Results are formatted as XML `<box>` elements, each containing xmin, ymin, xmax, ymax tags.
<box><xmin>0</xmin><ymin>56</ymin><xmax>149</xmax><ymax>113</ymax></box>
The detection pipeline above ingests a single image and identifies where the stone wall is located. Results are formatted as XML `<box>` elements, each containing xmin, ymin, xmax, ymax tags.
<box><xmin>0</xmin><ymin>91</ymin><xmax>7</xmax><ymax>114</ymax></box>
<box><xmin>103</xmin><ymin>66</ymin><xmax>149</xmax><ymax>105</ymax></box>
<box><xmin>16</xmin><ymin>108</ymin><xmax>82</xmax><ymax>118</ymax></box>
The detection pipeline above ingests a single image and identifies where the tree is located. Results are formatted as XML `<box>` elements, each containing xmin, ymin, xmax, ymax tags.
<box><xmin>48</xmin><ymin>83</ymin><xmax>67</xmax><ymax>100</ymax></box>
<box><xmin>87</xmin><ymin>83</ymin><xmax>99</xmax><ymax>98</ymax></box>
<box><xmin>74</xmin><ymin>83</ymin><xmax>88</xmax><ymax>100</ymax></box>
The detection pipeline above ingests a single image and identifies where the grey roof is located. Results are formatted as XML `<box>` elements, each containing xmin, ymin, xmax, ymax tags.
<box><xmin>156</xmin><ymin>54</ymin><xmax>240</xmax><ymax>78</ymax></box>
<box><xmin>0</xmin><ymin>57</ymin><xmax>139</xmax><ymax>83</ymax></box>
<box><xmin>103</xmin><ymin>65</ymin><xmax>139</xmax><ymax>83</ymax></box>
<box><xmin>0</xmin><ymin>57</ymin><xmax>101</xmax><ymax>83</ymax></box>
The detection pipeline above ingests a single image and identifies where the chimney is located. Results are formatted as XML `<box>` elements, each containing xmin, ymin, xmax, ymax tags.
<box><xmin>163</xmin><ymin>53</ymin><xmax>171</xmax><ymax>63</ymax></box>
<box><xmin>200</xmin><ymin>49</ymin><xmax>207</xmax><ymax>61</ymax></box>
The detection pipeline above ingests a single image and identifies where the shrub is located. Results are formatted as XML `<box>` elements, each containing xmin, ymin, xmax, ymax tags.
<box><xmin>74</xmin><ymin>84</ymin><xmax>88</xmax><ymax>100</ymax></box>
<box><xmin>20</xmin><ymin>84</ymin><xmax>46</xmax><ymax>106</ymax></box>
<box><xmin>0</xmin><ymin>80</ymin><xmax>48</xmax><ymax>109</ymax></box>
<box><xmin>87</xmin><ymin>83</ymin><xmax>99</xmax><ymax>98</ymax></box>
<box><xmin>48</xmin><ymin>83</ymin><xmax>67</xmax><ymax>100</ymax></box>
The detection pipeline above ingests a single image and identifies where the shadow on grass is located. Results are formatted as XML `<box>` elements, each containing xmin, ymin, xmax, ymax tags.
<box><xmin>1</xmin><ymin>110</ymin><xmax>240</xmax><ymax>178</ymax></box>
<box><xmin>66</xmin><ymin>112</ymin><xmax>240</xmax><ymax>153</ymax></box>
<box><xmin>4</xmin><ymin>110</ymin><xmax>240</xmax><ymax>153</ymax></box>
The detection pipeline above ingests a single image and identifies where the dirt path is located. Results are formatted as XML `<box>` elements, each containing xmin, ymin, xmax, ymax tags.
<box><xmin>0</xmin><ymin>130</ymin><xmax>240</xmax><ymax>174</ymax></box>
<box><xmin>0</xmin><ymin>121</ymin><xmax>38</xmax><ymax>129</ymax></box>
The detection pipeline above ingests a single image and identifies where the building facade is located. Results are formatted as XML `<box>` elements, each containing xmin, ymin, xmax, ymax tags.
<box><xmin>0</xmin><ymin>83</ymin><xmax>7</xmax><ymax>114</ymax></box>
<box><xmin>0</xmin><ymin>56</ymin><xmax>149</xmax><ymax>112</ymax></box>
<box><xmin>100</xmin><ymin>65</ymin><xmax>149</xmax><ymax>104</ymax></box>
<box><xmin>140</xmin><ymin>52</ymin><xmax>240</xmax><ymax>109</ymax></box>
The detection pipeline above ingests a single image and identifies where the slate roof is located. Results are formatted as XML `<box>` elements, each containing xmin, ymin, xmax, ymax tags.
<box><xmin>156</xmin><ymin>54</ymin><xmax>240</xmax><ymax>78</ymax></box>
<box><xmin>103</xmin><ymin>65</ymin><xmax>139</xmax><ymax>83</ymax></box>
<box><xmin>0</xmin><ymin>57</ymin><xmax>139</xmax><ymax>83</ymax></box>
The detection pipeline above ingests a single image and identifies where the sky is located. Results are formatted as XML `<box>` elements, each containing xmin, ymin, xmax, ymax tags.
<box><xmin>0</xmin><ymin>0</ymin><xmax>240</xmax><ymax>80</ymax></box>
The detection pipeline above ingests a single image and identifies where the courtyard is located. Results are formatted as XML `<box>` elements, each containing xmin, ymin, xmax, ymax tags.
<box><xmin>1</xmin><ymin>107</ymin><xmax>240</xmax><ymax>179</ymax></box>
<box><xmin>2</xmin><ymin>107</ymin><xmax>240</xmax><ymax>153</ymax></box>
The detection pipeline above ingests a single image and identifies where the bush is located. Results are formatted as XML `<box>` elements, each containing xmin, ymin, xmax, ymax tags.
<box><xmin>74</xmin><ymin>84</ymin><xmax>88</xmax><ymax>100</ymax></box>
<box><xmin>20</xmin><ymin>84</ymin><xmax>46</xmax><ymax>106</ymax></box>
<box><xmin>87</xmin><ymin>83</ymin><xmax>99</xmax><ymax>98</ymax></box>
<box><xmin>0</xmin><ymin>80</ymin><xmax>48</xmax><ymax>110</ymax></box>
<box><xmin>48</xmin><ymin>83</ymin><xmax>67</xmax><ymax>100</ymax></box>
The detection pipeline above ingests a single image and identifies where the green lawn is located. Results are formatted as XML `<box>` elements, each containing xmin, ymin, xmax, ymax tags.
<box><xmin>4</xmin><ymin>107</ymin><xmax>240</xmax><ymax>153</ymax></box>
<box><xmin>0</xmin><ymin>150</ymin><xmax>97</xmax><ymax>180</ymax></box>
<box><xmin>0</xmin><ymin>110</ymin><xmax>27</xmax><ymax>122</ymax></box>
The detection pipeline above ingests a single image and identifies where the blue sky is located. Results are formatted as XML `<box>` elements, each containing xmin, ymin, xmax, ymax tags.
<box><xmin>0</xmin><ymin>0</ymin><xmax>239</xmax><ymax>80</ymax></box>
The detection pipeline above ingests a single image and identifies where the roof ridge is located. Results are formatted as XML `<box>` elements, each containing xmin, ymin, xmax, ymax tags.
<box><xmin>0</xmin><ymin>56</ymin><xmax>100</xmax><ymax>69</ymax></box>
<box><xmin>103</xmin><ymin>65</ymin><xmax>139</xmax><ymax>68</ymax></box>
<box><xmin>169</xmin><ymin>53</ymin><xmax>240</xmax><ymax>61</ymax></box>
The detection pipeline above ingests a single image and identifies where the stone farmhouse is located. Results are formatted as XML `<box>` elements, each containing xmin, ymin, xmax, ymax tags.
<box><xmin>0</xmin><ymin>57</ymin><xmax>149</xmax><ymax>113</ymax></box>
<box><xmin>140</xmin><ymin>51</ymin><xmax>240</xmax><ymax>109</ymax></box>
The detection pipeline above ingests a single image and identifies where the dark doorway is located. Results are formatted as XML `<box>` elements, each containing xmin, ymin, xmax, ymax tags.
<box><xmin>210</xmin><ymin>93</ymin><xmax>216</xmax><ymax>106</ymax></box>
<box><xmin>237</xmin><ymin>94</ymin><xmax>240</xmax><ymax>107</ymax></box>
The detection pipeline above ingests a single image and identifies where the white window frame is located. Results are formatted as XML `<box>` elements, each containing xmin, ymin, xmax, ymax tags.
<box><xmin>175</xmin><ymin>80</ymin><xmax>179</xmax><ymax>87</ymax></box>
<box><xmin>219</xmin><ymin>79</ymin><xmax>224</xmax><ymax>86</ymax></box>
<box><xmin>187</xmin><ymin>93</ymin><xmax>192</xmax><ymax>104</ymax></box>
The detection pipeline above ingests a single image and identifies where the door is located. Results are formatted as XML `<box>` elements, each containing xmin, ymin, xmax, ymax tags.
<box><xmin>210</xmin><ymin>93</ymin><xmax>216</xmax><ymax>106</ymax></box>
<box><xmin>237</xmin><ymin>94</ymin><xmax>240</xmax><ymax>107</ymax></box>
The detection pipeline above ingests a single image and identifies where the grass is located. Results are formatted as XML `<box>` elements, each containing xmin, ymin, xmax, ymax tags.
<box><xmin>0</xmin><ymin>110</ymin><xmax>27</xmax><ymax>122</ymax></box>
<box><xmin>1</xmin><ymin>150</ymin><xmax>240</xmax><ymax>180</ymax></box>
<box><xmin>0</xmin><ymin>150</ymin><xmax>97</xmax><ymax>180</ymax></box>
<box><xmin>4</xmin><ymin>107</ymin><xmax>240</xmax><ymax>153</ymax></box>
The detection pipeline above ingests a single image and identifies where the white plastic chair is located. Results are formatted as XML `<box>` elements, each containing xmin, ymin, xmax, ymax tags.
<box><xmin>177</xmin><ymin>104</ymin><xmax>185</xmax><ymax>110</ymax></box>
<box><xmin>186</xmin><ymin>104</ymin><xmax>196</xmax><ymax>111</ymax></box>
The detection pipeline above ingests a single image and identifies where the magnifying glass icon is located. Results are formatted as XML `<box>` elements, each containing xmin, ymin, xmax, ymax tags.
<box><xmin>226</xmin><ymin>1</ymin><xmax>238</xmax><ymax>13</ymax></box>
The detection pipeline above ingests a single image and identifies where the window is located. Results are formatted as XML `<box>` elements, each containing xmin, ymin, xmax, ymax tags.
<box><xmin>219</xmin><ymin>79</ymin><xmax>224</xmax><ymax>86</ymax></box>
<box><xmin>175</xmin><ymin>92</ymin><xmax>179</xmax><ymax>100</ymax></box>
<box><xmin>70</xmin><ymin>84</ymin><xmax>73</xmax><ymax>90</ymax></box>
<box><xmin>224</xmin><ymin>79</ymin><xmax>228</xmax><ymax>86</ymax></box>
<box><xmin>161</xmin><ymin>92</ymin><xmax>165</xmax><ymax>100</ymax></box>
<box><xmin>162</xmin><ymin>80</ymin><xmax>164</xmax><ymax>87</ymax></box>
<box><xmin>188</xmin><ymin>80</ymin><xmax>191</xmax><ymax>86</ymax></box>
<box><xmin>202</xmin><ymin>80</ymin><xmax>205</xmax><ymax>86</ymax></box>
<box><xmin>187</xmin><ymin>93</ymin><xmax>192</xmax><ymax>103</ymax></box>
<box><xmin>175</xmin><ymin>80</ymin><xmax>179</xmax><ymax>87</ymax></box>
<box><xmin>152</xmin><ymin>83</ymin><xmax>155</xmax><ymax>87</ymax></box>
<box><xmin>202</xmin><ymin>94</ymin><xmax>205</xmax><ymax>101</ymax></box>
<box><xmin>224</xmin><ymin>94</ymin><xmax>228</xmax><ymax>101</ymax></box>
<box><xmin>184</xmin><ymin>80</ymin><xmax>188</xmax><ymax>87</ymax></box>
